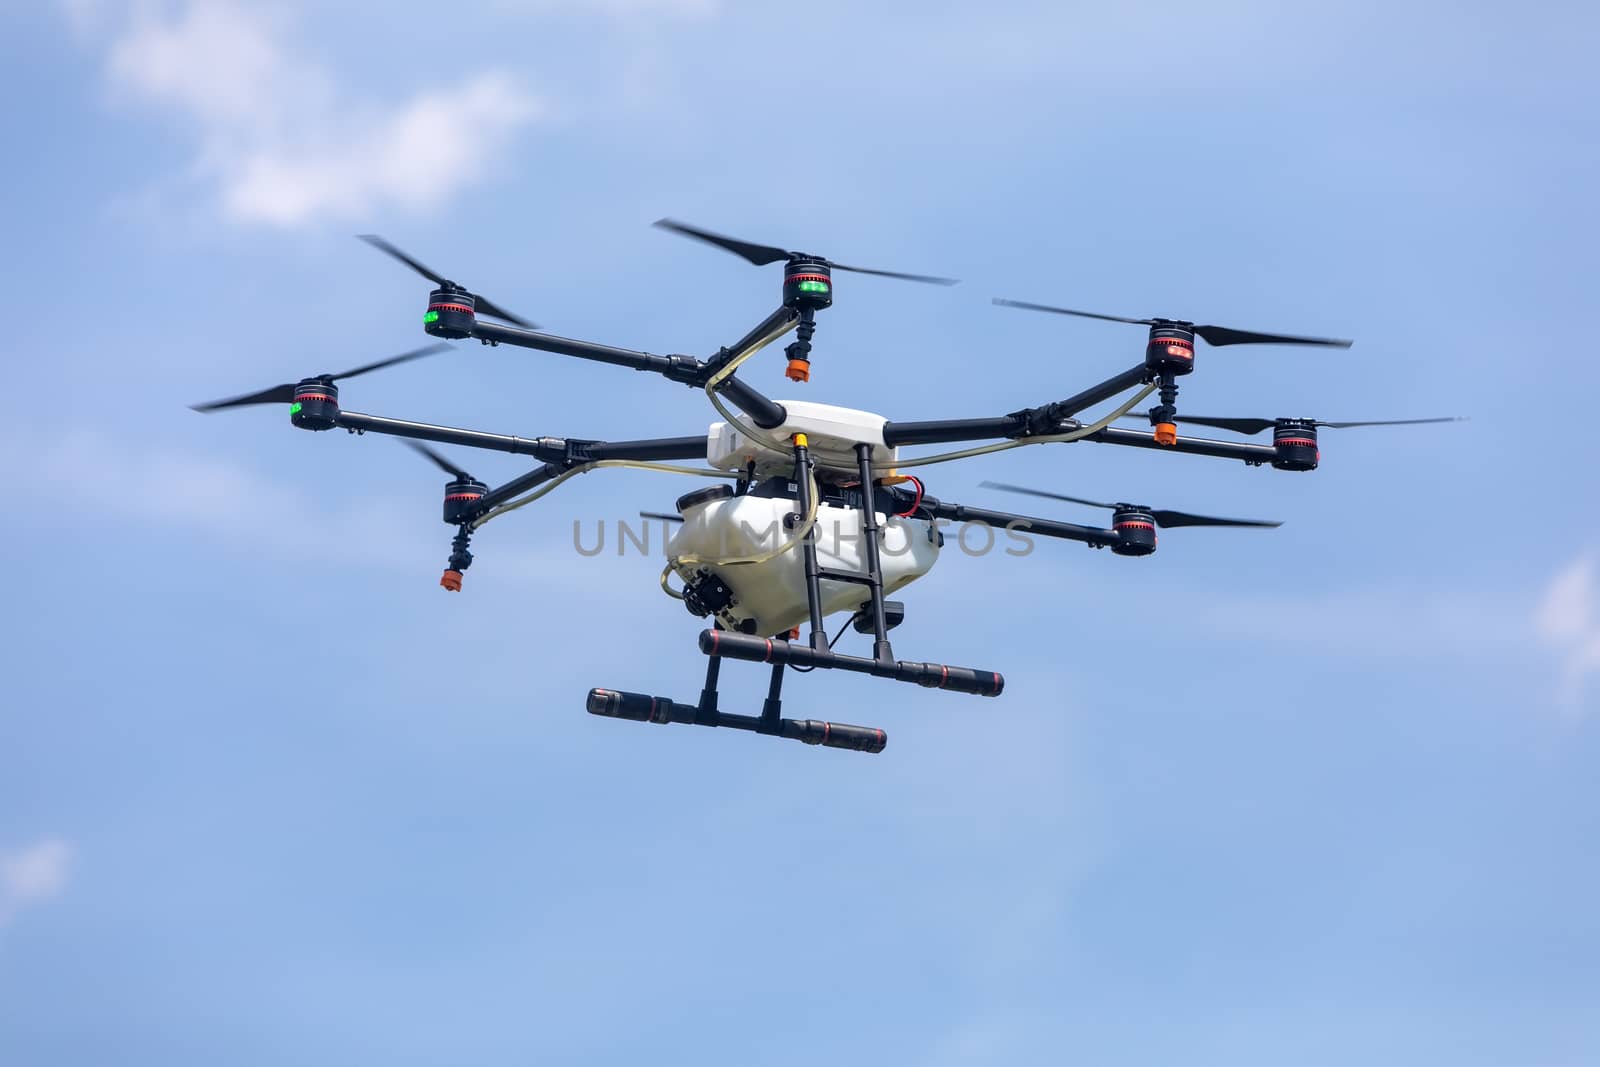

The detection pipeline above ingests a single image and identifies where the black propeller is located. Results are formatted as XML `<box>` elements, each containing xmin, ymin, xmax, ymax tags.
<box><xmin>1124</xmin><ymin>414</ymin><xmax>1466</xmax><ymax>436</ymax></box>
<box><xmin>653</xmin><ymin>219</ymin><xmax>958</xmax><ymax>285</ymax></box>
<box><xmin>639</xmin><ymin>511</ymin><xmax>684</xmax><ymax>524</ymax></box>
<box><xmin>992</xmin><ymin>298</ymin><xmax>1352</xmax><ymax>348</ymax></box>
<box><xmin>358</xmin><ymin>234</ymin><xmax>537</xmax><ymax>328</ymax></box>
<box><xmin>980</xmin><ymin>481</ymin><xmax>1281</xmax><ymax>529</ymax></box>
<box><xmin>190</xmin><ymin>342</ymin><xmax>452</xmax><ymax>412</ymax></box>
<box><xmin>403</xmin><ymin>440</ymin><xmax>475</xmax><ymax>481</ymax></box>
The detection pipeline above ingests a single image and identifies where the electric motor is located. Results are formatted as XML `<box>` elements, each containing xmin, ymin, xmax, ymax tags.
<box><xmin>1272</xmin><ymin>420</ymin><xmax>1320</xmax><ymax>471</ymax></box>
<box><xmin>783</xmin><ymin>259</ymin><xmax>833</xmax><ymax>311</ymax></box>
<box><xmin>1111</xmin><ymin>507</ymin><xmax>1158</xmax><ymax>556</ymax></box>
<box><xmin>424</xmin><ymin>288</ymin><xmax>476</xmax><ymax>339</ymax></box>
<box><xmin>443</xmin><ymin>476</ymin><xmax>489</xmax><ymax>524</ymax></box>
<box><xmin>289</xmin><ymin>379</ymin><xmax>339</xmax><ymax>431</ymax></box>
<box><xmin>1144</xmin><ymin>324</ymin><xmax>1196</xmax><ymax>376</ymax></box>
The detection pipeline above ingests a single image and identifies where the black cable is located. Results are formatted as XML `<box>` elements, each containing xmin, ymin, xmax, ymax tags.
<box><xmin>787</xmin><ymin>614</ymin><xmax>855</xmax><ymax>673</ymax></box>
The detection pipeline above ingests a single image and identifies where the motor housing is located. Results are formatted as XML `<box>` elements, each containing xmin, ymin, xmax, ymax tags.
<box><xmin>1272</xmin><ymin>420</ymin><xmax>1320</xmax><ymax>471</ymax></box>
<box><xmin>425</xmin><ymin>288</ymin><xmax>475</xmax><ymax>339</ymax></box>
<box><xmin>289</xmin><ymin>379</ymin><xmax>339</xmax><ymax>431</ymax></box>
<box><xmin>443</xmin><ymin>477</ymin><xmax>488</xmax><ymax>524</ymax></box>
<box><xmin>783</xmin><ymin>259</ymin><xmax>833</xmax><ymax>311</ymax></box>
<box><xmin>1111</xmin><ymin>507</ymin><xmax>1158</xmax><ymax>556</ymax></box>
<box><xmin>1144</xmin><ymin>324</ymin><xmax>1196</xmax><ymax>377</ymax></box>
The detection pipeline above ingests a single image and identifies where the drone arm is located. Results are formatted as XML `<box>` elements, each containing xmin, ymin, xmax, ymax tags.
<box><xmin>1042</xmin><ymin>363</ymin><xmax>1152</xmax><ymax>421</ymax></box>
<box><xmin>335</xmin><ymin>410</ymin><xmax>710</xmax><ymax>464</ymax></box>
<box><xmin>881</xmin><ymin>363</ymin><xmax>1149</xmax><ymax>447</ymax></box>
<box><xmin>880</xmin><ymin>416</ymin><xmax>1022</xmax><ymax>447</ymax></box>
<box><xmin>470</xmin><ymin>309</ymin><xmax>795</xmax><ymax>430</ymax></box>
<box><xmin>336</xmin><ymin>410</ymin><xmax>569</xmax><ymax>462</ymax></box>
<box><xmin>472</xmin><ymin>320</ymin><xmax>688</xmax><ymax>375</ymax></box>
<box><xmin>701</xmin><ymin>306</ymin><xmax>801</xmax><ymax>377</ymax></box>
<box><xmin>1083</xmin><ymin>425</ymin><xmax>1277</xmax><ymax>464</ymax></box>
<box><xmin>476</xmin><ymin>462</ymin><xmax>568</xmax><ymax>512</ymax></box>
<box><xmin>915</xmin><ymin>493</ymin><xmax>1119</xmax><ymax>549</ymax></box>
<box><xmin>583</xmin><ymin>436</ymin><xmax>712</xmax><ymax>462</ymax></box>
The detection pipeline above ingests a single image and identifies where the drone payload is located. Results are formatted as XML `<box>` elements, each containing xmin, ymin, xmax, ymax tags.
<box><xmin>192</xmin><ymin>221</ymin><xmax>1461</xmax><ymax>756</ymax></box>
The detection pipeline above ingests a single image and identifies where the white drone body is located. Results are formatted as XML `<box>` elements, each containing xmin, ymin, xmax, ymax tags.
<box><xmin>667</xmin><ymin>400</ymin><xmax>941</xmax><ymax>636</ymax></box>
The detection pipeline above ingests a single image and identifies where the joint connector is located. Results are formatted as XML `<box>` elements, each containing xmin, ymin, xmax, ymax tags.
<box><xmin>664</xmin><ymin>354</ymin><xmax>704</xmax><ymax>386</ymax></box>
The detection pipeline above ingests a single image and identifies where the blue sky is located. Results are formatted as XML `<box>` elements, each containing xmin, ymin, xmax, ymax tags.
<box><xmin>3</xmin><ymin>1</ymin><xmax>1598</xmax><ymax>1063</ymax></box>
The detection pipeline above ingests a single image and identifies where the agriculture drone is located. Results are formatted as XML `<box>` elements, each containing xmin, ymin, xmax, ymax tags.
<box><xmin>194</xmin><ymin>221</ymin><xmax>1459</xmax><ymax>755</ymax></box>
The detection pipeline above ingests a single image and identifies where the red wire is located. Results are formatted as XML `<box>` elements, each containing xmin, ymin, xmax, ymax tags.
<box><xmin>893</xmin><ymin>475</ymin><xmax>925</xmax><ymax>517</ymax></box>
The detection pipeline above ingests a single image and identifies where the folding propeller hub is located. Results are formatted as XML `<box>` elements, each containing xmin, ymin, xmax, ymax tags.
<box><xmin>289</xmin><ymin>378</ymin><xmax>339</xmax><ymax>431</ymax></box>
<box><xmin>425</xmin><ymin>287</ymin><xmax>476</xmax><ymax>340</ymax></box>
<box><xmin>783</xmin><ymin>258</ymin><xmax>833</xmax><ymax>312</ymax></box>
<box><xmin>1145</xmin><ymin>324</ymin><xmax>1196</xmax><ymax>377</ymax></box>
<box><xmin>443</xmin><ymin>476</ymin><xmax>489</xmax><ymax>525</ymax></box>
<box><xmin>1110</xmin><ymin>506</ymin><xmax>1158</xmax><ymax>556</ymax></box>
<box><xmin>1271</xmin><ymin>419</ymin><xmax>1320</xmax><ymax>472</ymax></box>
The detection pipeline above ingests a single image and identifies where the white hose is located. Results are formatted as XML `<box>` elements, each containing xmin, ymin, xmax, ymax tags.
<box><xmin>873</xmin><ymin>381</ymin><xmax>1158</xmax><ymax>473</ymax></box>
<box><xmin>469</xmin><ymin>459</ymin><xmax>734</xmax><ymax>530</ymax></box>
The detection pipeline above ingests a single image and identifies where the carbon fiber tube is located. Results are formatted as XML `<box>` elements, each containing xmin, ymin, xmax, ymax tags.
<box><xmin>585</xmin><ymin>688</ymin><xmax>694</xmax><ymax>724</ymax></box>
<box><xmin>585</xmin><ymin>689</ymin><xmax>886</xmax><ymax>754</ymax></box>
<box><xmin>781</xmin><ymin>719</ymin><xmax>888</xmax><ymax>753</ymax></box>
<box><xmin>698</xmin><ymin>631</ymin><xmax>1004</xmax><ymax>697</ymax></box>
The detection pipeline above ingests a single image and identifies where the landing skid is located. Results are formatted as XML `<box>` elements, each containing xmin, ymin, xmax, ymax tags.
<box><xmin>587</xmin><ymin>438</ymin><xmax>1004</xmax><ymax>755</ymax></box>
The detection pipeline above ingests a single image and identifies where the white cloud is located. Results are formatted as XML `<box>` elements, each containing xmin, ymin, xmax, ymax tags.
<box><xmin>80</xmin><ymin>1</ymin><xmax>544</xmax><ymax>226</ymax></box>
<box><xmin>1536</xmin><ymin>555</ymin><xmax>1600</xmax><ymax>712</ymax></box>
<box><xmin>0</xmin><ymin>839</ymin><xmax>75</xmax><ymax>926</ymax></box>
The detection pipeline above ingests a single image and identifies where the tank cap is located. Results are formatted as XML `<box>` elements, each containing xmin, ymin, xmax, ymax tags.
<box><xmin>676</xmin><ymin>484</ymin><xmax>735</xmax><ymax>515</ymax></box>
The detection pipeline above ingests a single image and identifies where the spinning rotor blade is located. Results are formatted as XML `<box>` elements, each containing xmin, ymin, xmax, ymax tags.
<box><xmin>358</xmin><ymin>234</ymin><xmax>537</xmax><ymax>328</ymax></box>
<box><xmin>1191</xmin><ymin>324</ymin><xmax>1352</xmax><ymax>348</ymax></box>
<box><xmin>652</xmin><ymin>219</ymin><xmax>790</xmax><ymax>266</ymax></box>
<box><xmin>991</xmin><ymin>298</ymin><xmax>1154</xmax><ymax>326</ymax></box>
<box><xmin>1141</xmin><ymin>414</ymin><xmax>1280</xmax><ymax>436</ymax></box>
<box><xmin>403</xmin><ymin>440</ymin><xmax>472</xmax><ymax>480</ymax></box>
<box><xmin>190</xmin><ymin>383</ymin><xmax>297</xmax><ymax>412</ymax></box>
<box><xmin>1147</xmin><ymin>509</ymin><xmax>1280</xmax><ymax>530</ymax></box>
<box><xmin>190</xmin><ymin>343</ymin><xmax>452</xmax><ymax>413</ymax></box>
<box><xmin>358</xmin><ymin>234</ymin><xmax>448</xmax><ymax>286</ymax></box>
<box><xmin>977</xmin><ymin>481</ymin><xmax>1116</xmax><ymax>510</ymax></box>
<box><xmin>823</xmin><ymin>261</ymin><xmax>960</xmax><ymax>285</ymax></box>
<box><xmin>653</xmin><ymin>219</ymin><xmax>958</xmax><ymax>285</ymax></box>
<box><xmin>639</xmin><ymin>511</ymin><xmax>684</xmax><ymax>524</ymax></box>
<box><xmin>329</xmin><ymin>342</ymin><xmax>454</xmax><ymax>381</ymax></box>
<box><xmin>979</xmin><ymin>480</ymin><xmax>1280</xmax><ymax>530</ymax></box>
<box><xmin>992</xmin><ymin>298</ymin><xmax>1352</xmax><ymax>348</ymax></box>
<box><xmin>1125</xmin><ymin>414</ymin><xmax>1466</xmax><ymax>436</ymax></box>
<box><xmin>1317</xmin><ymin>416</ymin><xmax>1467</xmax><ymax>430</ymax></box>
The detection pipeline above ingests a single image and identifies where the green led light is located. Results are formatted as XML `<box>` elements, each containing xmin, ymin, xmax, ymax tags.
<box><xmin>797</xmin><ymin>280</ymin><xmax>830</xmax><ymax>293</ymax></box>
<box><xmin>423</xmin><ymin>310</ymin><xmax>440</xmax><ymax>324</ymax></box>
<box><xmin>289</xmin><ymin>402</ymin><xmax>303</xmax><ymax>415</ymax></box>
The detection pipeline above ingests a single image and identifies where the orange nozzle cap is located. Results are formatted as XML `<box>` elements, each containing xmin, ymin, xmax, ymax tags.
<box><xmin>785</xmin><ymin>358</ymin><xmax>811</xmax><ymax>382</ymax></box>
<box><xmin>1154</xmin><ymin>422</ymin><xmax>1178</xmax><ymax>446</ymax></box>
<box><xmin>440</xmin><ymin>570</ymin><xmax>463</xmax><ymax>592</ymax></box>
<box><xmin>788</xmin><ymin>627</ymin><xmax>801</xmax><ymax>639</ymax></box>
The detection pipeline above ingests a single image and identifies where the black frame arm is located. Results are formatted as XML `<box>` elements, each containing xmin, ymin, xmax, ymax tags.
<box><xmin>1082</xmin><ymin>425</ymin><xmax>1278</xmax><ymax>464</ymax></box>
<box><xmin>914</xmin><ymin>492</ymin><xmax>1118</xmax><ymax>549</ymax></box>
<box><xmin>335</xmin><ymin>410</ymin><xmax>709</xmax><ymax>466</ymax></box>
<box><xmin>469</xmin><ymin>307</ymin><xmax>796</xmax><ymax>429</ymax></box>
<box><xmin>882</xmin><ymin>363</ymin><xmax>1148</xmax><ymax>448</ymax></box>
<box><xmin>477</xmin><ymin>462</ymin><xmax>567</xmax><ymax>512</ymax></box>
